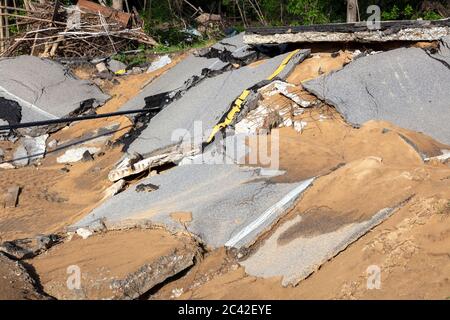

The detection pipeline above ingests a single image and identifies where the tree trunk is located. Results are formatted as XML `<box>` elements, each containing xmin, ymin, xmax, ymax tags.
<box><xmin>347</xmin><ymin>0</ymin><xmax>359</xmax><ymax>22</ymax></box>
<box><xmin>112</xmin><ymin>0</ymin><xmax>123</xmax><ymax>11</ymax></box>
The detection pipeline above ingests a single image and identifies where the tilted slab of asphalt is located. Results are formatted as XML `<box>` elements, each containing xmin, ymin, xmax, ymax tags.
<box><xmin>302</xmin><ymin>47</ymin><xmax>450</xmax><ymax>145</ymax></box>
<box><xmin>119</xmin><ymin>55</ymin><xmax>227</xmax><ymax>112</ymax></box>
<box><xmin>126</xmin><ymin>49</ymin><xmax>310</xmax><ymax>156</ymax></box>
<box><xmin>241</xmin><ymin>206</ymin><xmax>399</xmax><ymax>286</ymax></box>
<box><xmin>0</xmin><ymin>56</ymin><xmax>109</xmax><ymax>123</ymax></box>
<box><xmin>72</xmin><ymin>164</ymin><xmax>313</xmax><ymax>249</ymax></box>
<box><xmin>119</xmin><ymin>34</ymin><xmax>259</xmax><ymax>115</ymax></box>
<box><xmin>209</xmin><ymin>32</ymin><xmax>257</xmax><ymax>61</ymax></box>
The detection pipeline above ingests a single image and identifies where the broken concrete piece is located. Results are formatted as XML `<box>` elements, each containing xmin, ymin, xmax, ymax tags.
<box><xmin>56</xmin><ymin>147</ymin><xmax>100</xmax><ymax>163</ymax></box>
<box><xmin>96</xmin><ymin>62</ymin><xmax>108</xmax><ymax>73</ymax></box>
<box><xmin>0</xmin><ymin>234</ymin><xmax>60</xmax><ymax>259</ymax></box>
<box><xmin>3</xmin><ymin>186</ymin><xmax>20</xmax><ymax>208</ymax></box>
<box><xmin>0</xmin><ymin>163</ymin><xmax>15</xmax><ymax>170</ymax></box>
<box><xmin>147</xmin><ymin>55</ymin><xmax>172</xmax><ymax>73</ymax></box>
<box><xmin>199</xmin><ymin>32</ymin><xmax>257</xmax><ymax>64</ymax></box>
<box><xmin>272</xmin><ymin>81</ymin><xmax>313</xmax><ymax>108</ymax></box>
<box><xmin>0</xmin><ymin>252</ymin><xmax>49</xmax><ymax>300</ymax></box>
<box><xmin>74</xmin><ymin>164</ymin><xmax>313</xmax><ymax>249</ymax></box>
<box><xmin>107</xmin><ymin>59</ymin><xmax>127</xmax><ymax>74</ymax></box>
<box><xmin>244</xmin><ymin>19</ymin><xmax>450</xmax><ymax>44</ymax></box>
<box><xmin>76</xmin><ymin>228</ymin><xmax>93</xmax><ymax>240</ymax></box>
<box><xmin>303</xmin><ymin>47</ymin><xmax>450</xmax><ymax>145</ymax></box>
<box><xmin>0</xmin><ymin>56</ymin><xmax>109</xmax><ymax>133</ymax></box>
<box><xmin>31</xmin><ymin>229</ymin><xmax>197</xmax><ymax>300</ymax></box>
<box><xmin>424</xmin><ymin>149</ymin><xmax>450</xmax><ymax>163</ymax></box>
<box><xmin>13</xmin><ymin>145</ymin><xmax>29</xmax><ymax>166</ymax></box>
<box><xmin>11</xmin><ymin>135</ymin><xmax>48</xmax><ymax>166</ymax></box>
<box><xmin>22</xmin><ymin>134</ymin><xmax>48</xmax><ymax>162</ymax></box>
<box><xmin>108</xmin><ymin>144</ymin><xmax>200</xmax><ymax>182</ymax></box>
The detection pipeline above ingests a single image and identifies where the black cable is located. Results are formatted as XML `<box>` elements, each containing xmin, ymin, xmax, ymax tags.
<box><xmin>0</xmin><ymin>108</ymin><xmax>156</xmax><ymax>131</ymax></box>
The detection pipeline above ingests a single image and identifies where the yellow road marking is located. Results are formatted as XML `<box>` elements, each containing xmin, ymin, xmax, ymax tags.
<box><xmin>206</xmin><ymin>49</ymin><xmax>301</xmax><ymax>143</ymax></box>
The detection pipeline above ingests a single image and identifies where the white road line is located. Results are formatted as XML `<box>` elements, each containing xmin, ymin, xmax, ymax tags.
<box><xmin>225</xmin><ymin>177</ymin><xmax>314</xmax><ymax>248</ymax></box>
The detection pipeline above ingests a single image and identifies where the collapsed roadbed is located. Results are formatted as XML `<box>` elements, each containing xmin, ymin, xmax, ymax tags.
<box><xmin>1</xmin><ymin>24</ymin><xmax>450</xmax><ymax>300</ymax></box>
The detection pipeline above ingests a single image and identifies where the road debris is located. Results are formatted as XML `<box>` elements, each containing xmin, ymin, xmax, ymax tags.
<box><xmin>303</xmin><ymin>46</ymin><xmax>450</xmax><ymax>145</ymax></box>
<box><xmin>31</xmin><ymin>229</ymin><xmax>198</xmax><ymax>299</ymax></box>
<box><xmin>0</xmin><ymin>234</ymin><xmax>60</xmax><ymax>259</ymax></box>
<box><xmin>74</xmin><ymin>164</ymin><xmax>313</xmax><ymax>249</ymax></box>
<box><xmin>0</xmin><ymin>252</ymin><xmax>50</xmax><ymax>300</ymax></box>
<box><xmin>3</xmin><ymin>185</ymin><xmax>20</xmax><ymax>208</ymax></box>
<box><xmin>56</xmin><ymin>146</ymin><xmax>100</xmax><ymax>163</ymax></box>
<box><xmin>0</xmin><ymin>55</ymin><xmax>109</xmax><ymax>136</ymax></box>
<box><xmin>147</xmin><ymin>55</ymin><xmax>172</xmax><ymax>73</ymax></box>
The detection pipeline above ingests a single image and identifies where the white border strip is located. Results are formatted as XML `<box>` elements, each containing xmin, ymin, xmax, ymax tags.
<box><xmin>225</xmin><ymin>177</ymin><xmax>314</xmax><ymax>248</ymax></box>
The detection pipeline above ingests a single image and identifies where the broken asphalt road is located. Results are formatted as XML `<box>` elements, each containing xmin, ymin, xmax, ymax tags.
<box><xmin>0</xmin><ymin>56</ymin><xmax>109</xmax><ymax>133</ymax></box>
<box><xmin>72</xmin><ymin>164</ymin><xmax>313</xmax><ymax>249</ymax></box>
<box><xmin>303</xmin><ymin>46</ymin><xmax>450</xmax><ymax>145</ymax></box>
<box><xmin>125</xmin><ymin>49</ymin><xmax>310</xmax><ymax>157</ymax></box>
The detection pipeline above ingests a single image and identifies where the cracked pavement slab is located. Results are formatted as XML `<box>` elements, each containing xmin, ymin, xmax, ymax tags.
<box><xmin>240</xmin><ymin>156</ymin><xmax>420</xmax><ymax>286</ymax></box>
<box><xmin>126</xmin><ymin>49</ymin><xmax>310</xmax><ymax>157</ymax></box>
<box><xmin>0</xmin><ymin>56</ymin><xmax>109</xmax><ymax>125</ymax></box>
<box><xmin>31</xmin><ymin>228</ymin><xmax>198</xmax><ymax>300</ymax></box>
<box><xmin>303</xmin><ymin>47</ymin><xmax>450</xmax><ymax>145</ymax></box>
<box><xmin>72</xmin><ymin>164</ymin><xmax>313</xmax><ymax>249</ymax></box>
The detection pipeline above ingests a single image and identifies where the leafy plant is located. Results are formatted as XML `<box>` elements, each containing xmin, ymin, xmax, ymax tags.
<box><xmin>286</xmin><ymin>0</ymin><xmax>330</xmax><ymax>25</ymax></box>
<box><xmin>382</xmin><ymin>5</ymin><xmax>400</xmax><ymax>20</ymax></box>
<box><xmin>422</xmin><ymin>10</ymin><xmax>442</xmax><ymax>20</ymax></box>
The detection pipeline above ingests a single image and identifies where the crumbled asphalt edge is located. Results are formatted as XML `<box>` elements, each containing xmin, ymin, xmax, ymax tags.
<box><xmin>0</xmin><ymin>234</ymin><xmax>63</xmax><ymax>260</ymax></box>
<box><xmin>0</xmin><ymin>252</ymin><xmax>55</xmax><ymax>300</ymax></box>
<box><xmin>196</xmin><ymin>46</ymin><xmax>259</xmax><ymax>66</ymax></box>
<box><xmin>18</xmin><ymin>98</ymin><xmax>99</xmax><ymax>137</ymax></box>
<box><xmin>112</xmin><ymin>245</ymin><xmax>202</xmax><ymax>300</ymax></box>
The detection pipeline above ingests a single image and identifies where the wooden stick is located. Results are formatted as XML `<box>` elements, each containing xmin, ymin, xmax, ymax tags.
<box><xmin>4</xmin><ymin>3</ymin><xmax>9</xmax><ymax>45</ymax></box>
<box><xmin>0</xmin><ymin>0</ymin><xmax>4</xmax><ymax>52</ymax></box>
<box><xmin>12</xmin><ymin>0</ymin><xmax>19</xmax><ymax>32</ymax></box>
<box><xmin>30</xmin><ymin>26</ymin><xmax>39</xmax><ymax>55</ymax></box>
<box><xmin>0</xmin><ymin>13</ymin><xmax>67</xmax><ymax>25</ymax></box>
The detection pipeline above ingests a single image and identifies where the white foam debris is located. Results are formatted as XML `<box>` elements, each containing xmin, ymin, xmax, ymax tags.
<box><xmin>57</xmin><ymin>147</ymin><xmax>100</xmax><ymax>163</ymax></box>
<box><xmin>294</xmin><ymin>120</ymin><xmax>308</xmax><ymax>132</ymax></box>
<box><xmin>147</xmin><ymin>55</ymin><xmax>172</xmax><ymax>73</ymax></box>
<box><xmin>424</xmin><ymin>149</ymin><xmax>450</xmax><ymax>162</ymax></box>
<box><xmin>76</xmin><ymin>228</ymin><xmax>93</xmax><ymax>240</ymax></box>
<box><xmin>235</xmin><ymin>105</ymin><xmax>270</xmax><ymax>135</ymax></box>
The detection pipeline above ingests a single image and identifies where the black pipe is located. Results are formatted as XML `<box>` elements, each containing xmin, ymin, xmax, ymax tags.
<box><xmin>0</xmin><ymin>108</ymin><xmax>157</xmax><ymax>131</ymax></box>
